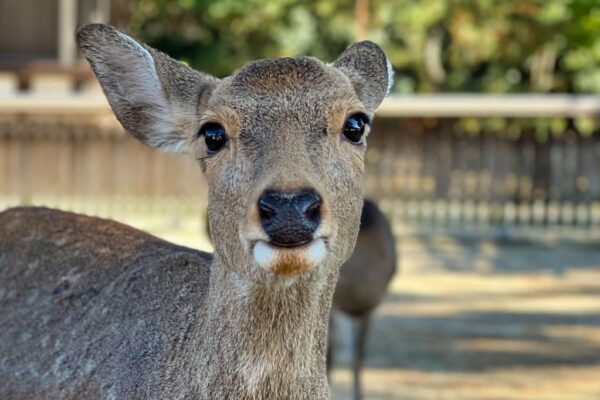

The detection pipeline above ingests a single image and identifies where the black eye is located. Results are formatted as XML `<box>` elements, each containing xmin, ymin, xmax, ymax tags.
<box><xmin>342</xmin><ymin>113</ymin><xmax>369</xmax><ymax>144</ymax></box>
<box><xmin>199</xmin><ymin>123</ymin><xmax>227</xmax><ymax>153</ymax></box>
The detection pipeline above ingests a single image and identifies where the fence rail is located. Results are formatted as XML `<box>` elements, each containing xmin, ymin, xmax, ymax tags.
<box><xmin>378</xmin><ymin>94</ymin><xmax>600</xmax><ymax>117</ymax></box>
<box><xmin>2</xmin><ymin>93</ymin><xmax>600</xmax><ymax>117</ymax></box>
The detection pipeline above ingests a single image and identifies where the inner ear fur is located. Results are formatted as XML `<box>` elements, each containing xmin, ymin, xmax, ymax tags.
<box><xmin>77</xmin><ymin>24</ymin><xmax>218</xmax><ymax>153</ymax></box>
<box><xmin>334</xmin><ymin>41</ymin><xmax>393</xmax><ymax>112</ymax></box>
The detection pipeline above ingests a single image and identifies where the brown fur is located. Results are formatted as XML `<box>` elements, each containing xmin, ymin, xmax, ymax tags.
<box><xmin>0</xmin><ymin>24</ymin><xmax>392</xmax><ymax>399</ymax></box>
<box><xmin>271</xmin><ymin>252</ymin><xmax>312</xmax><ymax>277</ymax></box>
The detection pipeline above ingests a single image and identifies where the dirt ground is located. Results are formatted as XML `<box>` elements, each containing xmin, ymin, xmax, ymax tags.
<box><xmin>329</xmin><ymin>234</ymin><xmax>600</xmax><ymax>400</ymax></box>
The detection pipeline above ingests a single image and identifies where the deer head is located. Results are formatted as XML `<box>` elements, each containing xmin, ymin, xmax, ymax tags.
<box><xmin>77</xmin><ymin>24</ymin><xmax>392</xmax><ymax>285</ymax></box>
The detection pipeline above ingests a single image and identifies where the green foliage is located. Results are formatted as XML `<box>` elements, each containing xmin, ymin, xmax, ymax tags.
<box><xmin>130</xmin><ymin>0</ymin><xmax>600</xmax><ymax>94</ymax></box>
<box><xmin>130</xmin><ymin>0</ymin><xmax>357</xmax><ymax>76</ymax></box>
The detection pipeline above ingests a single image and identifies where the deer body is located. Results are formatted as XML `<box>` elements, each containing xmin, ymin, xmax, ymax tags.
<box><xmin>0</xmin><ymin>208</ymin><xmax>211</xmax><ymax>399</ymax></box>
<box><xmin>0</xmin><ymin>24</ymin><xmax>392</xmax><ymax>399</ymax></box>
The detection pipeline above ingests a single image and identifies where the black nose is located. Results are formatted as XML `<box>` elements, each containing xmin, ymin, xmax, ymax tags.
<box><xmin>258</xmin><ymin>189</ymin><xmax>321</xmax><ymax>247</ymax></box>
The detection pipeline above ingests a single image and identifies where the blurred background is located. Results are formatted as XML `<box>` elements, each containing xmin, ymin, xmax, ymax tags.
<box><xmin>1</xmin><ymin>1</ymin><xmax>600</xmax><ymax>399</ymax></box>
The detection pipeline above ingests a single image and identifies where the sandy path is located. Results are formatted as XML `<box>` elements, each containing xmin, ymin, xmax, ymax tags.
<box><xmin>330</xmin><ymin>235</ymin><xmax>600</xmax><ymax>400</ymax></box>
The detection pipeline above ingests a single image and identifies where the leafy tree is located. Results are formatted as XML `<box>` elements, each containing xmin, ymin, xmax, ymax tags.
<box><xmin>129</xmin><ymin>0</ymin><xmax>600</xmax><ymax>94</ymax></box>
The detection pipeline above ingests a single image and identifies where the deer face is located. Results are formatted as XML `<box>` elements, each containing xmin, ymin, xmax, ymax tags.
<box><xmin>78</xmin><ymin>24</ymin><xmax>392</xmax><ymax>283</ymax></box>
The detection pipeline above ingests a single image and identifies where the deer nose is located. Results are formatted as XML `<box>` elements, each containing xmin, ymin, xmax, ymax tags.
<box><xmin>258</xmin><ymin>189</ymin><xmax>321</xmax><ymax>247</ymax></box>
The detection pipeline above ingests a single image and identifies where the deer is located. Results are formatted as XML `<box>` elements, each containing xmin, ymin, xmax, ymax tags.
<box><xmin>0</xmin><ymin>24</ymin><xmax>393</xmax><ymax>400</ymax></box>
<box><xmin>327</xmin><ymin>199</ymin><xmax>397</xmax><ymax>400</ymax></box>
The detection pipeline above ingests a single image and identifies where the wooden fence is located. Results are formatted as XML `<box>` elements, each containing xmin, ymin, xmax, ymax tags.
<box><xmin>1</xmin><ymin>95</ymin><xmax>600</xmax><ymax>237</ymax></box>
<box><xmin>366</xmin><ymin>118</ymin><xmax>600</xmax><ymax>232</ymax></box>
<box><xmin>0</xmin><ymin>113</ymin><xmax>206</xmax><ymax>213</ymax></box>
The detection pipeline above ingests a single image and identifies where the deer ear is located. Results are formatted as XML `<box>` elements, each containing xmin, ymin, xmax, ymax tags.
<box><xmin>77</xmin><ymin>24</ymin><xmax>218</xmax><ymax>153</ymax></box>
<box><xmin>334</xmin><ymin>41</ymin><xmax>393</xmax><ymax>112</ymax></box>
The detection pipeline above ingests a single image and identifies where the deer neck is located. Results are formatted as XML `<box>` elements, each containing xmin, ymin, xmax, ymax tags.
<box><xmin>193</xmin><ymin>255</ymin><xmax>337</xmax><ymax>398</ymax></box>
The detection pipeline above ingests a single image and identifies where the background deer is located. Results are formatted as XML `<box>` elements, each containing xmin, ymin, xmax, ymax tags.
<box><xmin>328</xmin><ymin>199</ymin><xmax>397</xmax><ymax>400</ymax></box>
<box><xmin>0</xmin><ymin>24</ymin><xmax>392</xmax><ymax>399</ymax></box>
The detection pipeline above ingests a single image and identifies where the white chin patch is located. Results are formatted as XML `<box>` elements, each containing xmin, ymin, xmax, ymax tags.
<box><xmin>252</xmin><ymin>239</ymin><xmax>327</xmax><ymax>276</ymax></box>
<box><xmin>252</xmin><ymin>241</ymin><xmax>278</xmax><ymax>268</ymax></box>
<box><xmin>306</xmin><ymin>239</ymin><xmax>327</xmax><ymax>265</ymax></box>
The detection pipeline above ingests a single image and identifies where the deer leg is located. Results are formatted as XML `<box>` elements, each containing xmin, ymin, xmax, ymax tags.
<box><xmin>351</xmin><ymin>314</ymin><xmax>370</xmax><ymax>400</ymax></box>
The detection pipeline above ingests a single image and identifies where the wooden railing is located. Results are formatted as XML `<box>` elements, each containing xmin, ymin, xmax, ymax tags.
<box><xmin>1</xmin><ymin>93</ymin><xmax>600</xmax><ymax>237</ymax></box>
<box><xmin>366</xmin><ymin>118</ymin><xmax>600</xmax><ymax>234</ymax></box>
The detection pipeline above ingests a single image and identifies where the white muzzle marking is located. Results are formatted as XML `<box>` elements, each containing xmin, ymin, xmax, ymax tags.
<box><xmin>252</xmin><ymin>239</ymin><xmax>327</xmax><ymax>274</ymax></box>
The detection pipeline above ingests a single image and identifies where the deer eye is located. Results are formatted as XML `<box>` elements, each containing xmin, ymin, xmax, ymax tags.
<box><xmin>199</xmin><ymin>123</ymin><xmax>227</xmax><ymax>153</ymax></box>
<box><xmin>342</xmin><ymin>113</ymin><xmax>369</xmax><ymax>144</ymax></box>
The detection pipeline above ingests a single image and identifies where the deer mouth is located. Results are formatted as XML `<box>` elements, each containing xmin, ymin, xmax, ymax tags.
<box><xmin>265</xmin><ymin>238</ymin><xmax>313</xmax><ymax>248</ymax></box>
<box><xmin>251</xmin><ymin>238</ymin><xmax>327</xmax><ymax>276</ymax></box>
